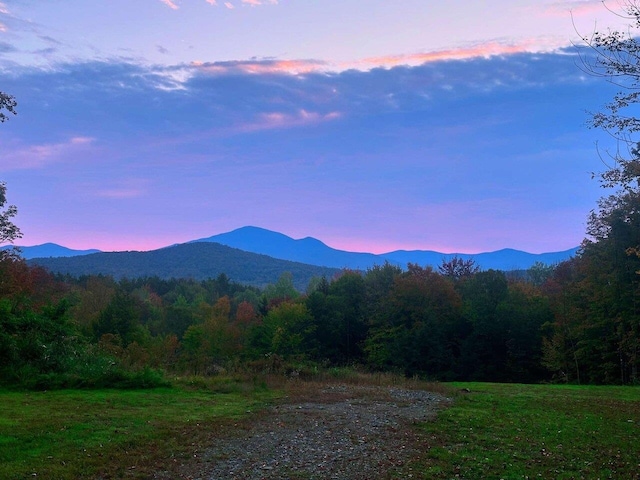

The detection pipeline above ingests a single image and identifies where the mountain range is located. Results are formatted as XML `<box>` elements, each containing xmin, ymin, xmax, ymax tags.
<box><xmin>193</xmin><ymin>227</ymin><xmax>579</xmax><ymax>271</ymax></box>
<box><xmin>9</xmin><ymin>226</ymin><xmax>579</xmax><ymax>286</ymax></box>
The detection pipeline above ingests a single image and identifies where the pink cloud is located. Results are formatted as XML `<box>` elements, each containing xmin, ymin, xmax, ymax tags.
<box><xmin>351</xmin><ymin>39</ymin><xmax>554</xmax><ymax>70</ymax></box>
<box><xmin>159</xmin><ymin>0</ymin><xmax>179</xmax><ymax>9</ymax></box>
<box><xmin>0</xmin><ymin>136</ymin><xmax>96</xmax><ymax>171</ymax></box>
<box><xmin>191</xmin><ymin>58</ymin><xmax>327</xmax><ymax>75</ymax></box>
<box><xmin>205</xmin><ymin>0</ymin><xmax>218</xmax><ymax>4</ymax></box>
<box><xmin>224</xmin><ymin>2</ymin><xmax>234</xmax><ymax>9</ymax></box>
<box><xmin>191</xmin><ymin>39</ymin><xmax>564</xmax><ymax>77</ymax></box>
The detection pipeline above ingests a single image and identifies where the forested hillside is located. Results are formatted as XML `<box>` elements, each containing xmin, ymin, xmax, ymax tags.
<box><xmin>28</xmin><ymin>242</ymin><xmax>341</xmax><ymax>290</ymax></box>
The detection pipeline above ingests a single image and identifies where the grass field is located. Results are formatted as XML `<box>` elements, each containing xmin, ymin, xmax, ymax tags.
<box><xmin>0</xmin><ymin>378</ymin><xmax>276</xmax><ymax>479</ymax></box>
<box><xmin>416</xmin><ymin>382</ymin><xmax>640</xmax><ymax>479</ymax></box>
<box><xmin>1</xmin><ymin>377</ymin><xmax>638</xmax><ymax>479</ymax></box>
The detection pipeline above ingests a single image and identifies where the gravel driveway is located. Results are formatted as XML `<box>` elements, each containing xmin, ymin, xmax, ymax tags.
<box><xmin>162</xmin><ymin>383</ymin><xmax>450</xmax><ymax>479</ymax></box>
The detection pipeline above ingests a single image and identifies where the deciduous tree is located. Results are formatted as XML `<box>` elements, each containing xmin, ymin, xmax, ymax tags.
<box><xmin>0</xmin><ymin>92</ymin><xmax>21</xmax><ymax>258</ymax></box>
<box><xmin>579</xmin><ymin>1</ymin><xmax>640</xmax><ymax>191</ymax></box>
<box><xmin>0</xmin><ymin>91</ymin><xmax>16</xmax><ymax>123</ymax></box>
<box><xmin>365</xmin><ymin>264</ymin><xmax>464</xmax><ymax>377</ymax></box>
<box><xmin>247</xmin><ymin>301</ymin><xmax>315</xmax><ymax>359</ymax></box>
<box><xmin>438</xmin><ymin>256</ymin><xmax>479</xmax><ymax>281</ymax></box>
<box><xmin>0</xmin><ymin>182</ymin><xmax>22</xmax><ymax>258</ymax></box>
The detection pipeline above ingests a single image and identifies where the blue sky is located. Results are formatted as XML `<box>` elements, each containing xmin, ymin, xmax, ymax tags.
<box><xmin>0</xmin><ymin>0</ymin><xmax>629</xmax><ymax>253</ymax></box>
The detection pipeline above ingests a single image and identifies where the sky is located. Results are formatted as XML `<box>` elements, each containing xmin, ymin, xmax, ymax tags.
<box><xmin>0</xmin><ymin>0</ymin><xmax>632</xmax><ymax>254</ymax></box>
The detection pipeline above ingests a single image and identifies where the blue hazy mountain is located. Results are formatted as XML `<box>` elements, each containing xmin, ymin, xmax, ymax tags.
<box><xmin>383</xmin><ymin>248</ymin><xmax>580</xmax><ymax>272</ymax></box>
<box><xmin>1</xmin><ymin>243</ymin><xmax>101</xmax><ymax>259</ymax></box>
<box><xmin>192</xmin><ymin>226</ymin><xmax>381</xmax><ymax>270</ymax></box>
<box><xmin>193</xmin><ymin>226</ymin><xmax>579</xmax><ymax>270</ymax></box>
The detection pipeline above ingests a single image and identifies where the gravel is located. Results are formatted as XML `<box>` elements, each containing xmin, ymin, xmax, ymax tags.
<box><xmin>161</xmin><ymin>384</ymin><xmax>450</xmax><ymax>479</ymax></box>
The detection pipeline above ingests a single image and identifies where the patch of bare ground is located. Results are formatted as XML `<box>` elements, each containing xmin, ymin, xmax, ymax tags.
<box><xmin>156</xmin><ymin>378</ymin><xmax>452</xmax><ymax>480</ymax></box>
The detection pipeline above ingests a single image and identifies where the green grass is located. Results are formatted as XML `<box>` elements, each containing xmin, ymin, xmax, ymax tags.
<box><xmin>0</xmin><ymin>378</ymin><xmax>277</xmax><ymax>479</ymax></box>
<box><xmin>415</xmin><ymin>382</ymin><xmax>640</xmax><ymax>479</ymax></box>
<box><xmin>3</xmin><ymin>376</ymin><xmax>639</xmax><ymax>479</ymax></box>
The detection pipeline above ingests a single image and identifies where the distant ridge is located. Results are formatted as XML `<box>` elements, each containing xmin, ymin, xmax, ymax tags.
<box><xmin>1</xmin><ymin>243</ymin><xmax>101</xmax><ymax>259</ymax></box>
<box><xmin>382</xmin><ymin>247</ymin><xmax>580</xmax><ymax>272</ymax></box>
<box><xmin>28</xmin><ymin>242</ymin><xmax>340</xmax><ymax>290</ymax></box>
<box><xmin>194</xmin><ymin>226</ymin><xmax>579</xmax><ymax>270</ymax></box>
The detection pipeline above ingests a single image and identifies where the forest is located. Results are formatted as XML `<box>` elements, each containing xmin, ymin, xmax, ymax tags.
<box><xmin>3</xmin><ymin>2</ymin><xmax>640</xmax><ymax>389</ymax></box>
<box><xmin>0</xmin><ymin>235</ymin><xmax>638</xmax><ymax>388</ymax></box>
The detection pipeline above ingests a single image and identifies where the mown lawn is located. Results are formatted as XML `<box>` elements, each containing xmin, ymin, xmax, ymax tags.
<box><xmin>0</xmin><ymin>379</ymin><xmax>276</xmax><ymax>479</ymax></box>
<box><xmin>415</xmin><ymin>382</ymin><xmax>640</xmax><ymax>479</ymax></box>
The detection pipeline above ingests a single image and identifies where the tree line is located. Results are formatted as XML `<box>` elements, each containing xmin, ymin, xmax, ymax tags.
<box><xmin>1</xmin><ymin>245</ymin><xmax>637</xmax><ymax>388</ymax></box>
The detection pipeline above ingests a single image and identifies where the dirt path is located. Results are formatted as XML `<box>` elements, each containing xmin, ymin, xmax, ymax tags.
<box><xmin>160</xmin><ymin>384</ymin><xmax>450</xmax><ymax>479</ymax></box>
